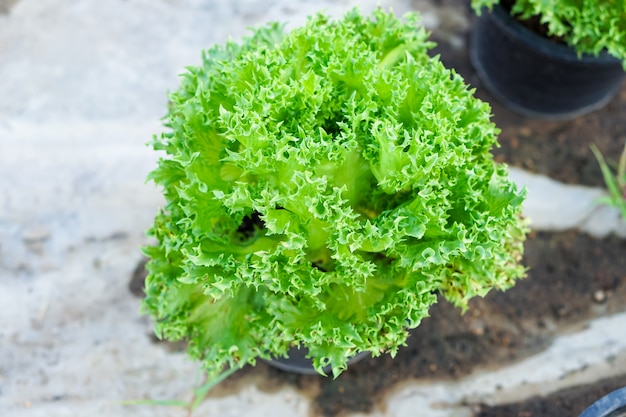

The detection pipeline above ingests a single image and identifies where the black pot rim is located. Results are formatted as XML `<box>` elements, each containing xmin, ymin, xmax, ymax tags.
<box><xmin>485</xmin><ymin>4</ymin><xmax>621</xmax><ymax>65</ymax></box>
<box><xmin>579</xmin><ymin>386</ymin><xmax>626</xmax><ymax>417</ymax></box>
<box><xmin>263</xmin><ymin>347</ymin><xmax>370</xmax><ymax>375</ymax></box>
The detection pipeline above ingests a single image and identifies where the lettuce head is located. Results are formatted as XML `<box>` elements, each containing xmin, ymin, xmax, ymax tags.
<box><xmin>143</xmin><ymin>9</ymin><xmax>527</xmax><ymax>377</ymax></box>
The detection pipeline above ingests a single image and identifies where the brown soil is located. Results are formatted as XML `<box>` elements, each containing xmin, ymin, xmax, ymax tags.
<box><xmin>129</xmin><ymin>2</ymin><xmax>626</xmax><ymax>414</ymax></box>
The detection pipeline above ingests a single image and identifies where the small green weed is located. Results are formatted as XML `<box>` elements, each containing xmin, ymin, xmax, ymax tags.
<box><xmin>591</xmin><ymin>142</ymin><xmax>626</xmax><ymax>220</ymax></box>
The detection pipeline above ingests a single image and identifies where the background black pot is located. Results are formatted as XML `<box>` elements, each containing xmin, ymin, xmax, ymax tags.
<box><xmin>470</xmin><ymin>5</ymin><xmax>625</xmax><ymax>120</ymax></box>
<box><xmin>264</xmin><ymin>346</ymin><xmax>369</xmax><ymax>375</ymax></box>
<box><xmin>579</xmin><ymin>386</ymin><xmax>626</xmax><ymax>417</ymax></box>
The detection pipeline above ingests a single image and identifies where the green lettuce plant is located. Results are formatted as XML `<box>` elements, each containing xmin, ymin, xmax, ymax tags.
<box><xmin>143</xmin><ymin>9</ymin><xmax>528</xmax><ymax>378</ymax></box>
<box><xmin>471</xmin><ymin>0</ymin><xmax>626</xmax><ymax>67</ymax></box>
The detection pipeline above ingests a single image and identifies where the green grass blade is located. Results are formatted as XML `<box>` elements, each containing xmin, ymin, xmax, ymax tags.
<box><xmin>618</xmin><ymin>140</ymin><xmax>626</xmax><ymax>190</ymax></box>
<box><xmin>190</xmin><ymin>367</ymin><xmax>239</xmax><ymax>411</ymax></box>
<box><xmin>591</xmin><ymin>144</ymin><xmax>626</xmax><ymax>219</ymax></box>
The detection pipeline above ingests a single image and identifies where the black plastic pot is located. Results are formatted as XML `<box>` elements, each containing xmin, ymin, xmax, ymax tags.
<box><xmin>264</xmin><ymin>346</ymin><xmax>369</xmax><ymax>375</ymax></box>
<box><xmin>470</xmin><ymin>5</ymin><xmax>625</xmax><ymax>120</ymax></box>
<box><xmin>579</xmin><ymin>386</ymin><xmax>626</xmax><ymax>417</ymax></box>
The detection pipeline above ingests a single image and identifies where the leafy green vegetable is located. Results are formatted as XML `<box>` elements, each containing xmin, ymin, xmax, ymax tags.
<box><xmin>143</xmin><ymin>9</ymin><xmax>527</xmax><ymax>378</ymax></box>
<box><xmin>471</xmin><ymin>0</ymin><xmax>626</xmax><ymax>67</ymax></box>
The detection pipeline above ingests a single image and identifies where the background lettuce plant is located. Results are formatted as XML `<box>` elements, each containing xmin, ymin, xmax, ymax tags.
<box><xmin>471</xmin><ymin>0</ymin><xmax>626</xmax><ymax>67</ymax></box>
<box><xmin>143</xmin><ymin>9</ymin><xmax>527</xmax><ymax>378</ymax></box>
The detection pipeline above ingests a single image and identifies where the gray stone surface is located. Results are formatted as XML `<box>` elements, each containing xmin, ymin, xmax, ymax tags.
<box><xmin>1</xmin><ymin>1</ymin><xmax>625</xmax><ymax>416</ymax></box>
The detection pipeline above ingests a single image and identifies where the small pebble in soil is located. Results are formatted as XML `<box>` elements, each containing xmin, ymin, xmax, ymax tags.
<box><xmin>593</xmin><ymin>290</ymin><xmax>607</xmax><ymax>303</ymax></box>
<box><xmin>470</xmin><ymin>321</ymin><xmax>486</xmax><ymax>336</ymax></box>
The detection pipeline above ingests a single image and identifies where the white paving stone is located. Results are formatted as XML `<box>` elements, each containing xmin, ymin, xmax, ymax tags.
<box><xmin>509</xmin><ymin>167</ymin><xmax>626</xmax><ymax>238</ymax></box>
